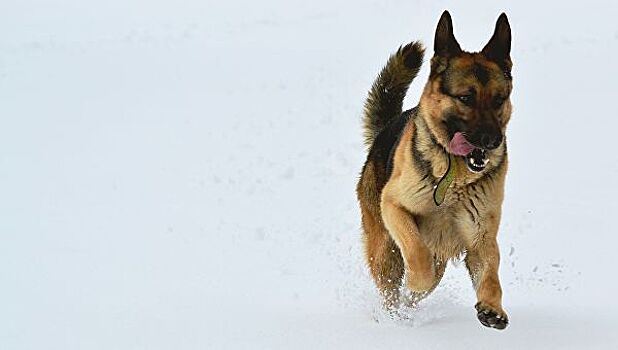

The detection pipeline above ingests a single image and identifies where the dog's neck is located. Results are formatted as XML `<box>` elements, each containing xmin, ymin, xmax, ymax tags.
<box><xmin>412</xmin><ymin>112</ymin><xmax>450</xmax><ymax>181</ymax></box>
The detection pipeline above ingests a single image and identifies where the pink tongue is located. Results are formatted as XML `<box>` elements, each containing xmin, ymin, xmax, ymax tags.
<box><xmin>449</xmin><ymin>132</ymin><xmax>476</xmax><ymax>156</ymax></box>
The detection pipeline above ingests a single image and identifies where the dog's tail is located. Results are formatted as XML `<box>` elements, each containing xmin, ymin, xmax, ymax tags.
<box><xmin>362</xmin><ymin>41</ymin><xmax>424</xmax><ymax>147</ymax></box>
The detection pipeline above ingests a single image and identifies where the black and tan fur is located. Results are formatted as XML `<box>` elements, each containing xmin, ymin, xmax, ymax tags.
<box><xmin>357</xmin><ymin>11</ymin><xmax>513</xmax><ymax>329</ymax></box>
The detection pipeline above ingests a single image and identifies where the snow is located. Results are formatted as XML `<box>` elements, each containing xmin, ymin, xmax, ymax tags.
<box><xmin>1</xmin><ymin>0</ymin><xmax>617</xmax><ymax>349</ymax></box>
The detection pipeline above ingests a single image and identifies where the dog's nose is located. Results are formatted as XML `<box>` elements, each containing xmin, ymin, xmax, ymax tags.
<box><xmin>480</xmin><ymin>133</ymin><xmax>503</xmax><ymax>150</ymax></box>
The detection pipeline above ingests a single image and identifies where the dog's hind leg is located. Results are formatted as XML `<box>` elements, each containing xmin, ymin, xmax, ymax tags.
<box><xmin>361</xmin><ymin>203</ymin><xmax>404</xmax><ymax>309</ymax></box>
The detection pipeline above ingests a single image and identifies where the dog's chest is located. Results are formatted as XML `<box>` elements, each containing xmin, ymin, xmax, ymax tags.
<box><xmin>401</xmin><ymin>182</ymin><xmax>485</xmax><ymax>259</ymax></box>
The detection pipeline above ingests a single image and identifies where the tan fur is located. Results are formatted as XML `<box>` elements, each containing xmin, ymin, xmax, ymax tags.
<box><xmin>381</xmin><ymin>124</ymin><xmax>436</xmax><ymax>292</ymax></box>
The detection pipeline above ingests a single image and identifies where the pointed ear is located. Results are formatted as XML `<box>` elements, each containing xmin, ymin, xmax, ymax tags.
<box><xmin>482</xmin><ymin>13</ymin><xmax>511</xmax><ymax>63</ymax></box>
<box><xmin>434</xmin><ymin>10</ymin><xmax>462</xmax><ymax>57</ymax></box>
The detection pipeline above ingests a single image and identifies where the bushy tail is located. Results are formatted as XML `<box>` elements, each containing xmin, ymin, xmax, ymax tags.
<box><xmin>362</xmin><ymin>41</ymin><xmax>424</xmax><ymax>147</ymax></box>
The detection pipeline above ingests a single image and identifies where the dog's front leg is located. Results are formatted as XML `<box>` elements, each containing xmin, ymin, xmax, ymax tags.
<box><xmin>465</xmin><ymin>212</ymin><xmax>508</xmax><ymax>330</ymax></box>
<box><xmin>380</xmin><ymin>196</ymin><xmax>435</xmax><ymax>292</ymax></box>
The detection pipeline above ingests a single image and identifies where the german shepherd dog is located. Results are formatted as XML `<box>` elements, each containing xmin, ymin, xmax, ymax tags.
<box><xmin>357</xmin><ymin>11</ymin><xmax>512</xmax><ymax>330</ymax></box>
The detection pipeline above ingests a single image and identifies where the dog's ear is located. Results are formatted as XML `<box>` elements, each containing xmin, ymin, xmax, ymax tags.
<box><xmin>434</xmin><ymin>10</ymin><xmax>462</xmax><ymax>57</ymax></box>
<box><xmin>482</xmin><ymin>13</ymin><xmax>511</xmax><ymax>63</ymax></box>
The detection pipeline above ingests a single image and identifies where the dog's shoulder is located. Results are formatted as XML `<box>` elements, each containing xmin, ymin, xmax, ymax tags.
<box><xmin>362</xmin><ymin>107</ymin><xmax>416</xmax><ymax>188</ymax></box>
<box><xmin>380</xmin><ymin>108</ymin><xmax>440</xmax><ymax>209</ymax></box>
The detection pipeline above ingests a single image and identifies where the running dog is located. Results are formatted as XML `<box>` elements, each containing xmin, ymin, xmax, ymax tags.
<box><xmin>357</xmin><ymin>11</ymin><xmax>513</xmax><ymax>330</ymax></box>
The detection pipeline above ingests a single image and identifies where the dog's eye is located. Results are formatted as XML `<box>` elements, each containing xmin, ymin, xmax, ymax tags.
<box><xmin>456</xmin><ymin>95</ymin><xmax>473</xmax><ymax>105</ymax></box>
<box><xmin>493</xmin><ymin>96</ymin><xmax>506</xmax><ymax>108</ymax></box>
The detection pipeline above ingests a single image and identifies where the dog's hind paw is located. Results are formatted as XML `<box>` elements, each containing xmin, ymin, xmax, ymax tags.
<box><xmin>475</xmin><ymin>302</ymin><xmax>509</xmax><ymax>330</ymax></box>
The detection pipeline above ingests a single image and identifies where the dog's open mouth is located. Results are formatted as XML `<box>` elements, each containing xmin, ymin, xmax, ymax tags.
<box><xmin>449</xmin><ymin>132</ymin><xmax>489</xmax><ymax>173</ymax></box>
<box><xmin>465</xmin><ymin>148</ymin><xmax>488</xmax><ymax>173</ymax></box>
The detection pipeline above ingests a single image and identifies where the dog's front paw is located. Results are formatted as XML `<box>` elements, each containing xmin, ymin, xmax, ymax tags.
<box><xmin>475</xmin><ymin>302</ymin><xmax>508</xmax><ymax>330</ymax></box>
<box><xmin>405</xmin><ymin>268</ymin><xmax>435</xmax><ymax>292</ymax></box>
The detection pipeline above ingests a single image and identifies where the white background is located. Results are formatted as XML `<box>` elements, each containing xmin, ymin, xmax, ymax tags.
<box><xmin>1</xmin><ymin>0</ymin><xmax>617</xmax><ymax>349</ymax></box>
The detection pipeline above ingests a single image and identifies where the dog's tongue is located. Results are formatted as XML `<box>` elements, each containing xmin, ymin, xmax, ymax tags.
<box><xmin>449</xmin><ymin>132</ymin><xmax>476</xmax><ymax>156</ymax></box>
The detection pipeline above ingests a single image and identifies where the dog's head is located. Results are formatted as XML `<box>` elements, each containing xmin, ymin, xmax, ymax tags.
<box><xmin>420</xmin><ymin>11</ymin><xmax>512</xmax><ymax>172</ymax></box>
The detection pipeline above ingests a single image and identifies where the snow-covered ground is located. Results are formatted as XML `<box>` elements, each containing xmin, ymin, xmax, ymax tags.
<box><xmin>1</xmin><ymin>0</ymin><xmax>617</xmax><ymax>349</ymax></box>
